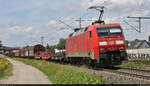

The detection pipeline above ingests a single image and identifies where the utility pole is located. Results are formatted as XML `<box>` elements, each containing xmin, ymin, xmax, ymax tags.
<box><xmin>41</xmin><ymin>36</ymin><xmax>44</xmax><ymax>45</ymax></box>
<box><xmin>0</xmin><ymin>41</ymin><xmax>2</xmax><ymax>48</ymax></box>
<box><xmin>25</xmin><ymin>43</ymin><xmax>28</xmax><ymax>47</ymax></box>
<box><xmin>59</xmin><ymin>18</ymin><xmax>94</xmax><ymax>30</ymax></box>
<box><xmin>127</xmin><ymin>16</ymin><xmax>150</xmax><ymax>33</ymax></box>
<box><xmin>75</xmin><ymin>18</ymin><xmax>85</xmax><ymax>29</ymax></box>
<box><xmin>75</xmin><ymin>18</ymin><xmax>95</xmax><ymax>29</ymax></box>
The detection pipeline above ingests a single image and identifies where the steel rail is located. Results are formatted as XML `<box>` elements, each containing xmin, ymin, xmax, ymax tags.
<box><xmin>94</xmin><ymin>67</ymin><xmax>150</xmax><ymax>82</ymax></box>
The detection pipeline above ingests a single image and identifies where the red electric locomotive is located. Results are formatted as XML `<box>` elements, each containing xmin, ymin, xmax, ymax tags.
<box><xmin>65</xmin><ymin>6</ymin><xmax>127</xmax><ymax>67</ymax></box>
<box><xmin>66</xmin><ymin>24</ymin><xmax>127</xmax><ymax>66</ymax></box>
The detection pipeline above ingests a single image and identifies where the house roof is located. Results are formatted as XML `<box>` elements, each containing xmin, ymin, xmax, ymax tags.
<box><xmin>128</xmin><ymin>40</ymin><xmax>149</xmax><ymax>49</ymax></box>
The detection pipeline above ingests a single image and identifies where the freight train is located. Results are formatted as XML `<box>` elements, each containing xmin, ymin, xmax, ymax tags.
<box><xmin>11</xmin><ymin>23</ymin><xmax>127</xmax><ymax>67</ymax></box>
<box><xmin>9</xmin><ymin>6</ymin><xmax>127</xmax><ymax>67</ymax></box>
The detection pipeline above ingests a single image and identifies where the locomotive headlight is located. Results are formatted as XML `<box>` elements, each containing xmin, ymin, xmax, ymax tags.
<box><xmin>116</xmin><ymin>40</ymin><xmax>124</xmax><ymax>44</ymax></box>
<box><xmin>99</xmin><ymin>41</ymin><xmax>107</xmax><ymax>45</ymax></box>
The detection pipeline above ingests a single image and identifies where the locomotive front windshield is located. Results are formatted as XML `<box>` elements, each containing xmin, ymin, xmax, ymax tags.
<box><xmin>97</xmin><ymin>27</ymin><xmax>122</xmax><ymax>37</ymax></box>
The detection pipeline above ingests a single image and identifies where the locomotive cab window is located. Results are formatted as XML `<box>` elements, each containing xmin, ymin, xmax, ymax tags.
<box><xmin>90</xmin><ymin>31</ymin><xmax>92</xmax><ymax>38</ymax></box>
<box><xmin>97</xmin><ymin>27</ymin><xmax>122</xmax><ymax>37</ymax></box>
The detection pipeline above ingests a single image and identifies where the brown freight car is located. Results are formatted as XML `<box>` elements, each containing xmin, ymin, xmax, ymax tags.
<box><xmin>21</xmin><ymin>44</ymin><xmax>45</xmax><ymax>59</ymax></box>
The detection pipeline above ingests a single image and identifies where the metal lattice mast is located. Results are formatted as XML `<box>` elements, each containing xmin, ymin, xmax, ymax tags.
<box><xmin>41</xmin><ymin>36</ymin><xmax>44</xmax><ymax>45</ymax></box>
<box><xmin>75</xmin><ymin>18</ymin><xmax>94</xmax><ymax>29</ymax></box>
<box><xmin>127</xmin><ymin>16</ymin><xmax>150</xmax><ymax>33</ymax></box>
<box><xmin>75</xmin><ymin>18</ymin><xmax>85</xmax><ymax>29</ymax></box>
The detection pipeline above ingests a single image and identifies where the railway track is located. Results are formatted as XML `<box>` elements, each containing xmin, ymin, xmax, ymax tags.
<box><xmin>50</xmin><ymin>59</ymin><xmax>150</xmax><ymax>82</ymax></box>
<box><xmin>123</xmin><ymin>60</ymin><xmax>150</xmax><ymax>66</ymax></box>
<box><xmin>118</xmin><ymin>67</ymin><xmax>150</xmax><ymax>76</ymax></box>
<box><xmin>92</xmin><ymin>67</ymin><xmax>150</xmax><ymax>82</ymax></box>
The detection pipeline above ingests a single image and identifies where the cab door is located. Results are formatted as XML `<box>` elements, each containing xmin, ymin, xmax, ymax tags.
<box><xmin>87</xmin><ymin>30</ymin><xmax>95</xmax><ymax>59</ymax></box>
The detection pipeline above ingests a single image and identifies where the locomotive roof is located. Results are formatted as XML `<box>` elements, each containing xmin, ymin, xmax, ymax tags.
<box><xmin>69</xmin><ymin>23</ymin><xmax>121</xmax><ymax>38</ymax></box>
<box><xmin>91</xmin><ymin>23</ymin><xmax>120</xmax><ymax>27</ymax></box>
<box><xmin>69</xmin><ymin>27</ymin><xmax>89</xmax><ymax>37</ymax></box>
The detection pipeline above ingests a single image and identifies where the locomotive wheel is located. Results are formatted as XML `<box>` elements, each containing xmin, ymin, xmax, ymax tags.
<box><xmin>90</xmin><ymin>60</ymin><xmax>96</xmax><ymax>67</ymax></box>
<box><xmin>40</xmin><ymin>57</ymin><xmax>42</xmax><ymax>60</ymax></box>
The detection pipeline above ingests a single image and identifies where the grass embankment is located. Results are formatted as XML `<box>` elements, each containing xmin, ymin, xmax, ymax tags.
<box><xmin>116</xmin><ymin>62</ymin><xmax>147</xmax><ymax>70</ymax></box>
<box><xmin>116</xmin><ymin>58</ymin><xmax>150</xmax><ymax>70</ymax></box>
<box><xmin>12</xmin><ymin>58</ymin><xmax>104</xmax><ymax>84</ymax></box>
<box><xmin>0</xmin><ymin>58</ymin><xmax>12</xmax><ymax>79</ymax></box>
<box><xmin>128</xmin><ymin>58</ymin><xmax>150</xmax><ymax>61</ymax></box>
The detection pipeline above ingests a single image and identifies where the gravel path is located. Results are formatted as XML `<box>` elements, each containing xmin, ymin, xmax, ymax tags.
<box><xmin>0</xmin><ymin>58</ymin><xmax>52</xmax><ymax>84</ymax></box>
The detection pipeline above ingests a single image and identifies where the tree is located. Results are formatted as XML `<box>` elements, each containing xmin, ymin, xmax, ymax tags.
<box><xmin>56</xmin><ymin>38</ymin><xmax>66</xmax><ymax>50</ymax></box>
<box><xmin>148</xmin><ymin>36</ymin><xmax>150</xmax><ymax>46</ymax></box>
<box><xmin>0</xmin><ymin>41</ymin><xmax>2</xmax><ymax>48</ymax></box>
<box><xmin>23</xmin><ymin>45</ymin><xmax>30</xmax><ymax>48</ymax></box>
<box><xmin>125</xmin><ymin>40</ymin><xmax>130</xmax><ymax>48</ymax></box>
<box><xmin>46</xmin><ymin>43</ymin><xmax>50</xmax><ymax>50</ymax></box>
<box><xmin>46</xmin><ymin>38</ymin><xmax>66</xmax><ymax>52</ymax></box>
<box><xmin>49</xmin><ymin>45</ymin><xmax>57</xmax><ymax>53</ymax></box>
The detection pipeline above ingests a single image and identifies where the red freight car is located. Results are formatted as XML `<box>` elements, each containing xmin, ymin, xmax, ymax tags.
<box><xmin>41</xmin><ymin>52</ymin><xmax>52</xmax><ymax>60</ymax></box>
<box><xmin>21</xmin><ymin>44</ymin><xmax>45</xmax><ymax>59</ymax></box>
<box><xmin>13</xmin><ymin>44</ymin><xmax>52</xmax><ymax>60</ymax></box>
<box><xmin>14</xmin><ymin>49</ymin><xmax>22</xmax><ymax>57</ymax></box>
<box><xmin>66</xmin><ymin>24</ymin><xmax>127</xmax><ymax>66</ymax></box>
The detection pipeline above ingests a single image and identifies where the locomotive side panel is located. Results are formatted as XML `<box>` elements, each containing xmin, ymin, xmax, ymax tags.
<box><xmin>66</xmin><ymin>32</ymin><xmax>91</xmax><ymax>58</ymax></box>
<box><xmin>92</xmin><ymin>26</ymin><xmax>100</xmax><ymax>60</ymax></box>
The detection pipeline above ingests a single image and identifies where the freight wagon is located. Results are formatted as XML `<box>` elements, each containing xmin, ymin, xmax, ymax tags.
<box><xmin>14</xmin><ymin>44</ymin><xmax>51</xmax><ymax>60</ymax></box>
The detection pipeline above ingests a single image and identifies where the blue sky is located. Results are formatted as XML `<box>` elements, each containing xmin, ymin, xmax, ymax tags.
<box><xmin>0</xmin><ymin>0</ymin><xmax>150</xmax><ymax>47</ymax></box>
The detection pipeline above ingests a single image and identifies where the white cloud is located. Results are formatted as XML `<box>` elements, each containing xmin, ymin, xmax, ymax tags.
<box><xmin>143</xmin><ymin>10</ymin><xmax>150</xmax><ymax>16</ymax></box>
<box><xmin>46</xmin><ymin>19</ymin><xmax>77</xmax><ymax>28</ymax></box>
<box><xmin>9</xmin><ymin>26</ymin><xmax>21</xmax><ymax>33</ymax></box>
<box><xmin>24</xmin><ymin>27</ymin><xmax>33</xmax><ymax>32</ymax></box>
<box><xmin>81</xmin><ymin>0</ymin><xmax>147</xmax><ymax>14</ymax></box>
<box><xmin>9</xmin><ymin>26</ymin><xmax>33</xmax><ymax>34</ymax></box>
<box><xmin>47</xmin><ymin>20</ymin><xmax>57</xmax><ymax>27</ymax></box>
<box><xmin>110</xmin><ymin>0</ymin><xmax>144</xmax><ymax>5</ymax></box>
<box><xmin>104</xmin><ymin>17</ymin><xmax>119</xmax><ymax>24</ymax></box>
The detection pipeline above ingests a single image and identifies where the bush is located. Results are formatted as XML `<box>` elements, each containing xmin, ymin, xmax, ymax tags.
<box><xmin>0</xmin><ymin>58</ymin><xmax>12</xmax><ymax>79</ymax></box>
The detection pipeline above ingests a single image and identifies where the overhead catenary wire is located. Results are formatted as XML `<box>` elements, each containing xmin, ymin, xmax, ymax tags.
<box><xmin>123</xmin><ymin>20</ymin><xmax>139</xmax><ymax>32</ymax></box>
<box><xmin>127</xmin><ymin>16</ymin><xmax>150</xmax><ymax>33</ymax></box>
<box><xmin>59</xmin><ymin>20</ymin><xmax>74</xmax><ymax>29</ymax></box>
<box><xmin>123</xmin><ymin>20</ymin><xmax>148</xmax><ymax>40</ymax></box>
